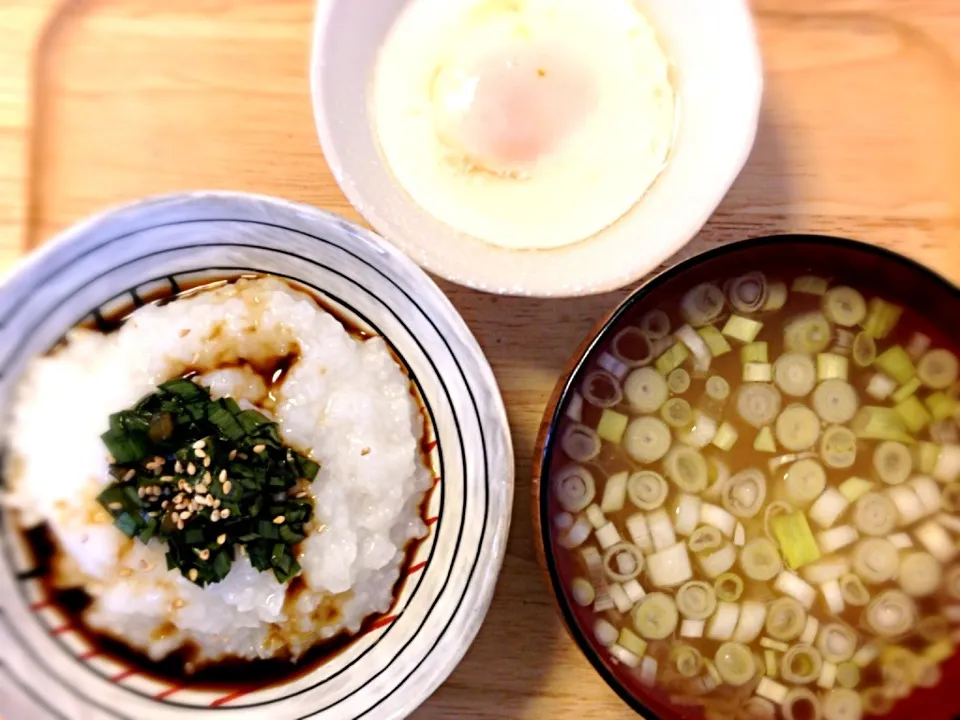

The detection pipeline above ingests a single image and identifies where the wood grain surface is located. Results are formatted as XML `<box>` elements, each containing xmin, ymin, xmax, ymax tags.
<box><xmin>1</xmin><ymin>0</ymin><xmax>959</xmax><ymax>717</ymax></box>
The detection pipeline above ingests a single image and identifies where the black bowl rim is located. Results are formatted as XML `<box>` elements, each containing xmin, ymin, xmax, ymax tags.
<box><xmin>536</xmin><ymin>233</ymin><xmax>960</xmax><ymax>718</ymax></box>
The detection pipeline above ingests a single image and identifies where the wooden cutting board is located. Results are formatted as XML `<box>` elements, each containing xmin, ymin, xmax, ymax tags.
<box><xmin>1</xmin><ymin>0</ymin><xmax>959</xmax><ymax>717</ymax></box>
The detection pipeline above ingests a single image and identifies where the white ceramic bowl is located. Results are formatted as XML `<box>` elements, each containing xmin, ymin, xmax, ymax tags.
<box><xmin>311</xmin><ymin>0</ymin><xmax>762</xmax><ymax>297</ymax></box>
<box><xmin>0</xmin><ymin>192</ymin><xmax>514</xmax><ymax>720</ymax></box>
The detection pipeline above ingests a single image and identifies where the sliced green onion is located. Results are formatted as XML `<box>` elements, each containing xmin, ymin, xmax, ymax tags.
<box><xmin>595</xmin><ymin>522</ymin><xmax>621</xmax><ymax>550</ymax></box>
<box><xmin>765</xmin><ymin>281</ymin><xmax>789</xmax><ymax>311</ymax></box>
<box><xmin>917</xmin><ymin>348</ymin><xmax>960</xmax><ymax>389</ymax></box>
<box><xmin>926</xmin><ymin>391</ymin><xmax>958</xmax><ymax>421</ymax></box>
<box><xmin>733</xmin><ymin>600</ymin><xmax>767</xmax><ymax>643</ymax></box>
<box><xmin>715</xmin><ymin>642</ymin><xmax>756</xmax><ymax>686</ymax></box>
<box><xmin>873</xmin><ymin>345</ymin><xmax>916</xmax><ymax>385</ymax></box>
<box><xmin>737</xmin><ymin>383</ymin><xmax>783</xmax><ymax>428</ymax></box>
<box><xmin>777</xmin><ymin>404</ymin><xmax>822</xmax><ymax>451</ymax></box>
<box><xmin>689</xmin><ymin>525</ymin><xmax>724</xmax><ymax>553</ymax></box>
<box><xmin>681</xmin><ymin>283</ymin><xmax>725</xmax><ymax>327</ymax></box>
<box><xmin>818</xmin><ymin>353</ymin><xmax>849</xmax><ymax>381</ymax></box>
<box><xmin>835</xmin><ymin>662</ymin><xmax>860</xmax><ymax>689</ymax></box>
<box><xmin>697</xmin><ymin>542</ymin><xmax>737</xmax><ymax>579</ymax></box>
<box><xmin>774</xmin><ymin>353</ymin><xmax>817</xmax><ymax>397</ymax></box>
<box><xmin>915</xmin><ymin>519</ymin><xmax>958</xmax><ymax>562</ymax></box>
<box><xmin>761</xmin><ymin>637</ymin><xmax>790</xmax><ymax>652</ymax></box>
<box><xmin>852</xmin><ymin>537</ymin><xmax>899</xmax><ymax>583</ymax></box>
<box><xmin>801</xmin><ymin>556</ymin><xmax>851</xmax><ymax>586</ymax></box>
<box><xmin>756</xmin><ymin>677</ymin><xmax>789</xmax><ymax>704</ymax></box>
<box><xmin>742</xmin><ymin>341</ymin><xmax>769</xmax><ymax>364</ymax></box>
<box><xmin>766</xmin><ymin>596</ymin><xmax>807</xmax><ymax>641</ymax></box>
<box><xmin>698</xmin><ymin>325</ymin><xmax>732</xmax><ymax>356</ymax></box>
<box><xmin>646</xmin><ymin>542</ymin><xmax>693</xmax><ymax>588</ymax></box>
<box><xmin>820</xmin><ymin>426</ymin><xmax>857</xmax><ymax>469</ymax></box>
<box><xmin>626</xmin><ymin>470</ymin><xmax>668</xmax><ymax>511</ymax></box>
<box><xmin>898</xmin><ymin>551</ymin><xmax>941</xmax><ymax>597</ymax></box>
<box><xmin>839</xmin><ymin>477</ymin><xmax>874</xmax><ymax>503</ymax></box>
<box><xmin>585</xmin><ymin>504</ymin><xmax>605</xmax><ymax>529</ymax></box>
<box><xmin>934</xmin><ymin>444</ymin><xmax>960</xmax><ymax>482</ymax></box>
<box><xmin>712</xmin><ymin>421</ymin><xmax>739</xmax><ymax>451</ymax></box>
<box><xmin>865</xmin><ymin>372</ymin><xmax>896</xmax><ymax>401</ymax></box>
<box><xmin>561</xmin><ymin>423</ymin><xmax>601</xmax><ymax>461</ymax></box>
<box><xmin>765</xmin><ymin>649</ymin><xmax>779</xmax><ymax>678</ymax></box>
<box><xmin>596</xmin><ymin>409</ymin><xmax>628</xmax><ymax>444</ymax></box>
<box><xmin>617</xmin><ymin>627</ymin><xmax>648</xmax><ymax>658</ymax></box>
<box><xmin>793</xmin><ymin>276</ymin><xmax>829</xmax><ymax>295</ymax></box>
<box><xmin>785</xmin><ymin>312</ymin><xmax>832</xmax><ymax>354</ymax></box>
<box><xmin>632</xmin><ymin>592</ymin><xmax>679</xmax><ymax>639</ymax></box>
<box><xmin>571</xmin><ymin>578</ymin><xmax>595</xmax><ymax>606</ymax></box>
<box><xmin>839</xmin><ymin>573</ymin><xmax>869</xmax><ymax>607</ymax></box>
<box><xmin>640</xmin><ymin>309</ymin><xmax>671</xmax><ymax>339</ymax></box>
<box><xmin>818</xmin><ymin>661</ymin><xmax>838</xmax><ymax>689</ymax></box>
<box><xmin>817</xmin><ymin>525</ymin><xmax>858</xmax><ymax>555</ymax></box>
<box><xmin>852</xmin><ymin>332</ymin><xmax>877</xmax><ymax>368</ymax></box>
<box><xmin>672</xmin><ymin>645</ymin><xmax>703</xmax><ymax>678</ymax></box>
<box><xmin>851</xmin><ymin>406</ymin><xmax>913</xmax><ymax>443</ymax></box>
<box><xmin>740</xmin><ymin>537</ymin><xmax>783</xmax><ymax>581</ymax></box>
<box><xmin>872</xmin><ymin>441</ymin><xmax>912</xmax><ymax>485</ymax></box>
<box><xmin>667</xmin><ymin>367</ymin><xmax>691</xmax><ymax>394</ymax></box>
<box><xmin>775</xmin><ymin>570</ymin><xmax>817</xmax><ymax>608</ymax></box>
<box><xmin>700</xmin><ymin>502</ymin><xmax>737</xmax><ymax>536</ymax></box>
<box><xmin>755</xmin><ymin>426</ymin><xmax>777</xmax><ymax>453</ymax></box>
<box><xmin>823</xmin><ymin>688</ymin><xmax>861</xmax><ymax>720</ymax></box>
<box><xmin>722</xmin><ymin>315</ymin><xmax>763</xmax><ymax>344</ymax></box>
<box><xmin>664</xmin><ymin>445</ymin><xmax>709</xmax><ymax>493</ymax></box>
<box><xmin>705</xmin><ymin>375</ymin><xmax>730</xmax><ymax>401</ymax></box>
<box><xmin>611</xmin><ymin>327</ymin><xmax>654</xmax><ymax>368</ymax></box>
<box><xmin>706</xmin><ymin>601</ymin><xmax>740</xmax><ymax>641</ymax></box>
<box><xmin>655</xmin><ymin>342</ymin><xmax>691</xmax><ymax>375</ymax></box>
<box><xmin>891</xmin><ymin>376</ymin><xmax>922</xmax><ymax>404</ymax></box>
<box><xmin>677</xmin><ymin>580</ymin><xmax>717</xmax><ymax>619</ymax></box>
<box><xmin>865</xmin><ymin>590</ymin><xmax>916</xmax><ymax>637</ymax></box>
<box><xmin>895</xmin><ymin>395</ymin><xmax>932</xmax><ymax>433</ymax></box>
<box><xmin>728</xmin><ymin>272</ymin><xmax>769</xmax><ymax>312</ymax></box>
<box><xmin>624</xmin><ymin>367</ymin><xmax>669</xmax><ymax>413</ymax></box>
<box><xmin>673</xmin><ymin>493</ymin><xmax>702</xmax><ymax>536</ymax></box>
<box><xmin>679</xmin><ymin>411</ymin><xmax>718</xmax><ymax>449</ymax></box>
<box><xmin>625</xmin><ymin>513</ymin><xmax>653</xmax><ymax>553</ymax></box>
<box><xmin>554</xmin><ymin>465</ymin><xmax>596</xmax><ymax>513</ymax></box>
<box><xmin>809</xmin><ymin>487</ymin><xmax>850</xmax><ymax>529</ymax></box>
<box><xmin>862</xmin><ymin>298</ymin><xmax>902</xmax><ymax>339</ymax></box>
<box><xmin>886</xmin><ymin>485</ymin><xmax>924</xmax><ymax>525</ymax></box>
<box><xmin>623</xmin><ymin>417</ymin><xmax>672</xmax><ymax>463</ymax></box>
<box><xmin>722</xmin><ymin>468</ymin><xmax>767</xmax><ymax>518</ymax></box>
<box><xmin>823</xmin><ymin>286</ymin><xmax>867</xmax><ymax>326</ymax></box>
<box><xmin>714</xmin><ymin>572</ymin><xmax>744</xmax><ymax>602</ymax></box>
<box><xmin>812</xmin><ymin>380</ymin><xmax>859</xmax><ymax>425</ymax></box>
<box><xmin>660</xmin><ymin>397</ymin><xmax>693</xmax><ymax>428</ymax></box>
<box><xmin>785</xmin><ymin>458</ymin><xmax>827</xmax><ymax>507</ymax></box>
<box><xmin>781</xmin><ymin>645</ymin><xmax>823</xmax><ymax>684</ymax></box>
<box><xmin>600</xmin><ymin>471</ymin><xmax>627</xmax><ymax>513</ymax></box>
<box><xmin>744</xmin><ymin>362</ymin><xmax>773</xmax><ymax>383</ymax></box>
<box><xmin>818</xmin><ymin>623</ymin><xmax>858</xmax><ymax>663</ymax></box>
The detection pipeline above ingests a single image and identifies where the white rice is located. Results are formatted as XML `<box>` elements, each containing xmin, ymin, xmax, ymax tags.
<box><xmin>4</xmin><ymin>277</ymin><xmax>431</xmax><ymax>664</ymax></box>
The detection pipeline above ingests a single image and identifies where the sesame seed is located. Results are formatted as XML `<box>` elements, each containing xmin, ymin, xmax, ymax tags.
<box><xmin>217</xmin><ymin>534</ymin><xmax>227</xmax><ymax>545</ymax></box>
<box><xmin>155</xmin><ymin>456</ymin><xmax>164</xmax><ymax>465</ymax></box>
<box><xmin>361</xmin><ymin>447</ymin><xmax>371</xmax><ymax>456</ymax></box>
<box><xmin>228</xmin><ymin>449</ymin><xmax>237</xmax><ymax>461</ymax></box>
<box><xmin>123</xmin><ymin>469</ymin><xmax>136</xmax><ymax>482</ymax></box>
<box><xmin>203</xmin><ymin>471</ymin><xmax>212</xmax><ymax>483</ymax></box>
<box><xmin>296</xmin><ymin>491</ymin><xmax>308</xmax><ymax>498</ymax></box>
<box><xmin>175</xmin><ymin>460</ymin><xmax>183</xmax><ymax>473</ymax></box>
<box><xmin>180</xmin><ymin>511</ymin><xmax>192</xmax><ymax>521</ymax></box>
<box><xmin>177</xmin><ymin>521</ymin><xmax>185</xmax><ymax>531</ymax></box>
<box><xmin>161</xmin><ymin>501</ymin><xmax>169</xmax><ymax>509</ymax></box>
<box><xmin>222</xmin><ymin>481</ymin><xmax>233</xmax><ymax>494</ymax></box>
<box><xmin>119</xmin><ymin>568</ymin><xmax>132</xmax><ymax>578</ymax></box>
<box><xmin>108</xmin><ymin>502</ymin><xmax>123</xmax><ymax>510</ymax></box>
<box><xmin>174</xmin><ymin>493</ymin><xmax>184</xmax><ymax>504</ymax></box>
<box><xmin>106</xmin><ymin>454</ymin><xmax>116</xmax><ymax>464</ymax></box>
<box><xmin>188</xmin><ymin>568</ymin><xmax>198</xmax><ymax>582</ymax></box>
<box><xmin>138</xmin><ymin>487</ymin><xmax>146</xmax><ymax>498</ymax></box>
<box><xmin>173</xmin><ymin>599</ymin><xmax>185</xmax><ymax>609</ymax></box>
<box><xmin>187</xmin><ymin>462</ymin><xmax>196</xmax><ymax>476</ymax></box>
<box><xmin>199</xmin><ymin>549</ymin><xmax>210</xmax><ymax>561</ymax></box>
<box><xmin>213</xmin><ymin>499</ymin><xmax>222</xmax><ymax>508</ymax></box>
<box><xmin>221</xmin><ymin>509</ymin><xmax>231</xmax><ymax>519</ymax></box>
<box><xmin>219</xmin><ymin>469</ymin><xmax>228</xmax><ymax>483</ymax></box>
<box><xmin>195</xmin><ymin>448</ymin><xmax>207</xmax><ymax>459</ymax></box>
<box><xmin>160</xmin><ymin>475</ymin><xmax>173</xmax><ymax>483</ymax></box>
<box><xmin>211</xmin><ymin>510</ymin><xmax>221</xmax><ymax>522</ymax></box>
<box><xmin>170</xmin><ymin>511</ymin><xmax>180</xmax><ymax>521</ymax></box>
<box><xmin>273</xmin><ymin>515</ymin><xmax>285</xmax><ymax>525</ymax></box>
<box><xmin>203</xmin><ymin>456</ymin><xmax>211</xmax><ymax>468</ymax></box>
<box><xmin>192</xmin><ymin>440</ymin><xmax>206</xmax><ymax>450</ymax></box>
<box><xmin>195</xmin><ymin>484</ymin><xmax>208</xmax><ymax>495</ymax></box>
<box><xmin>253</xmin><ymin>444</ymin><xmax>266</xmax><ymax>454</ymax></box>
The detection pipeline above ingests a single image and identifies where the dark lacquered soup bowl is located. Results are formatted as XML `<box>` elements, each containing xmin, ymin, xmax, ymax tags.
<box><xmin>533</xmin><ymin>235</ymin><xmax>960</xmax><ymax>720</ymax></box>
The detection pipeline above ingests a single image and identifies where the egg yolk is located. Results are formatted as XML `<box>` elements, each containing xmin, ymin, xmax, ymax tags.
<box><xmin>433</xmin><ymin>42</ymin><xmax>597</xmax><ymax>173</ymax></box>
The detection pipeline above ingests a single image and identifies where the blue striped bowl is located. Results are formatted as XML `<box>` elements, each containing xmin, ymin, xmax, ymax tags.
<box><xmin>0</xmin><ymin>192</ymin><xmax>514</xmax><ymax>720</ymax></box>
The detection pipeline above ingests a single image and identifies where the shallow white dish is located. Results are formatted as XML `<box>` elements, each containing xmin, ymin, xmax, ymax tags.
<box><xmin>0</xmin><ymin>191</ymin><xmax>514</xmax><ymax>720</ymax></box>
<box><xmin>311</xmin><ymin>0</ymin><xmax>762</xmax><ymax>297</ymax></box>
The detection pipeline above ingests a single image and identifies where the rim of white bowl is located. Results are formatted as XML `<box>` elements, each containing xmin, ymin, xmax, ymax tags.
<box><xmin>0</xmin><ymin>190</ymin><xmax>515</xmax><ymax>719</ymax></box>
<box><xmin>309</xmin><ymin>0</ymin><xmax>763</xmax><ymax>297</ymax></box>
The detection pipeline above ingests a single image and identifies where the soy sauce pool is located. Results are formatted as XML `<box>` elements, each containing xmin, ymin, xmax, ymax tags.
<box><xmin>543</xmin><ymin>242</ymin><xmax>960</xmax><ymax>720</ymax></box>
<box><xmin>10</xmin><ymin>274</ymin><xmax>438</xmax><ymax>691</ymax></box>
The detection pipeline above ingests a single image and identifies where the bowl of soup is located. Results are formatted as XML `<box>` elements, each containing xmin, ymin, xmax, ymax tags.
<box><xmin>533</xmin><ymin>235</ymin><xmax>960</xmax><ymax>720</ymax></box>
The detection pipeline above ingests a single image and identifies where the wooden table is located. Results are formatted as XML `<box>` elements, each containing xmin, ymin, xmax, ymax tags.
<box><xmin>1</xmin><ymin>0</ymin><xmax>959</xmax><ymax>717</ymax></box>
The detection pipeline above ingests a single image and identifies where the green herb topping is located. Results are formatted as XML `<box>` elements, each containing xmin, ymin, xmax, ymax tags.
<box><xmin>96</xmin><ymin>377</ymin><xmax>319</xmax><ymax>587</ymax></box>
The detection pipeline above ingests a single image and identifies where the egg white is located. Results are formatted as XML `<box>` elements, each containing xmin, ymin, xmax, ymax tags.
<box><xmin>372</xmin><ymin>0</ymin><xmax>676</xmax><ymax>251</ymax></box>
